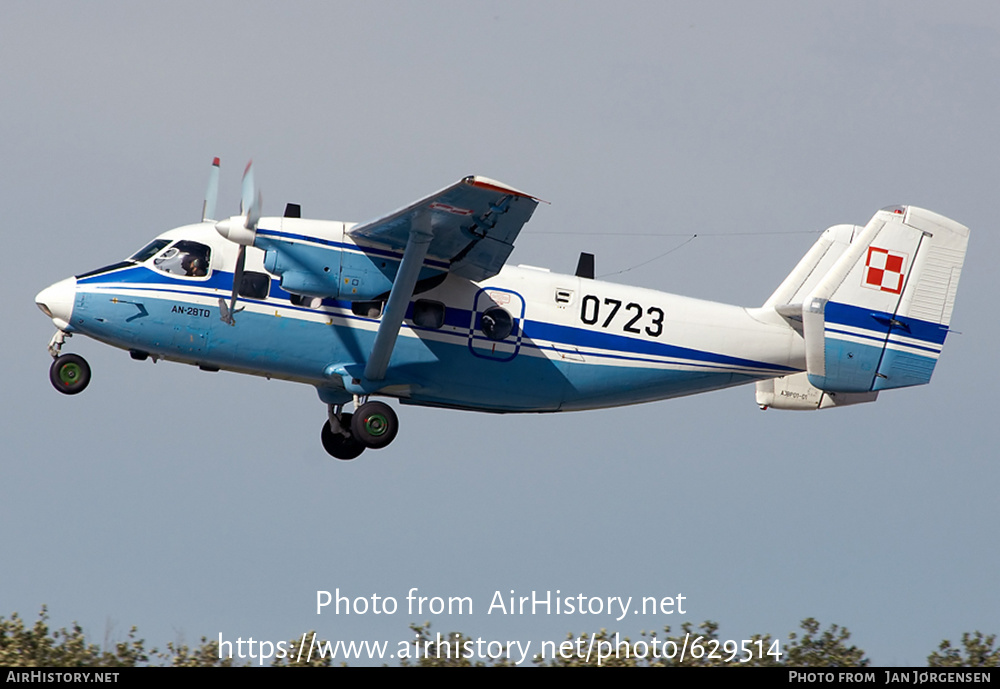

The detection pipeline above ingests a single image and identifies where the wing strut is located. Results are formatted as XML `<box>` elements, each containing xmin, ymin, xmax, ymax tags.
<box><xmin>363</xmin><ymin>220</ymin><xmax>434</xmax><ymax>382</ymax></box>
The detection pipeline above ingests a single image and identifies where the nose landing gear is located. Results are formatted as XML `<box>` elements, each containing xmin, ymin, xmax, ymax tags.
<box><xmin>321</xmin><ymin>398</ymin><xmax>399</xmax><ymax>460</ymax></box>
<box><xmin>46</xmin><ymin>330</ymin><xmax>92</xmax><ymax>395</ymax></box>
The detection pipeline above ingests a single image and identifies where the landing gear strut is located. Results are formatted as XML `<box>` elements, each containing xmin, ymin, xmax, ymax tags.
<box><xmin>320</xmin><ymin>399</ymin><xmax>400</xmax><ymax>460</ymax></box>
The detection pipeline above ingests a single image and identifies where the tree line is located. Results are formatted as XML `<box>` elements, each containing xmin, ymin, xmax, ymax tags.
<box><xmin>0</xmin><ymin>607</ymin><xmax>996</xmax><ymax>667</ymax></box>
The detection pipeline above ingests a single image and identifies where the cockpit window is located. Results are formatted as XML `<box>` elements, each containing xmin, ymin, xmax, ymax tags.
<box><xmin>129</xmin><ymin>239</ymin><xmax>171</xmax><ymax>263</ymax></box>
<box><xmin>75</xmin><ymin>261</ymin><xmax>134</xmax><ymax>280</ymax></box>
<box><xmin>152</xmin><ymin>240</ymin><xmax>212</xmax><ymax>278</ymax></box>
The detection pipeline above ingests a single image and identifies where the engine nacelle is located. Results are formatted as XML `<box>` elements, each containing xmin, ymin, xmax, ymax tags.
<box><xmin>263</xmin><ymin>246</ymin><xmax>395</xmax><ymax>300</ymax></box>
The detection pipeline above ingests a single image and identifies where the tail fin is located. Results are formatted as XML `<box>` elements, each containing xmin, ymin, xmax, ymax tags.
<box><xmin>757</xmin><ymin>206</ymin><xmax>969</xmax><ymax>409</ymax></box>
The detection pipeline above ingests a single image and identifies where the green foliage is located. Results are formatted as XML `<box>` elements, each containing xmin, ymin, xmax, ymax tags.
<box><xmin>0</xmin><ymin>607</ymin><xmax>150</xmax><ymax>667</ymax></box>
<box><xmin>0</xmin><ymin>607</ymin><xmax>995</xmax><ymax>667</ymax></box>
<box><xmin>164</xmin><ymin>637</ymin><xmax>235</xmax><ymax>667</ymax></box>
<box><xmin>0</xmin><ymin>609</ymin><xmax>241</xmax><ymax>667</ymax></box>
<box><xmin>783</xmin><ymin>617</ymin><xmax>869</xmax><ymax>667</ymax></box>
<box><xmin>927</xmin><ymin>631</ymin><xmax>1000</xmax><ymax>667</ymax></box>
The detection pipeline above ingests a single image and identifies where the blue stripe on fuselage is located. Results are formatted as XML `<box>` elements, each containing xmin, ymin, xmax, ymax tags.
<box><xmin>77</xmin><ymin>267</ymin><xmax>795</xmax><ymax>375</ymax></box>
<box><xmin>523</xmin><ymin>320</ymin><xmax>796</xmax><ymax>373</ymax></box>
<box><xmin>78</xmin><ymin>264</ymin><xmax>232</xmax><ymax>290</ymax></box>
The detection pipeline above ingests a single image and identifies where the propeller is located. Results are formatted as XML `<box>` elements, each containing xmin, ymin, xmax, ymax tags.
<box><xmin>201</xmin><ymin>157</ymin><xmax>220</xmax><ymax>222</ymax></box>
<box><xmin>214</xmin><ymin>160</ymin><xmax>262</xmax><ymax>325</ymax></box>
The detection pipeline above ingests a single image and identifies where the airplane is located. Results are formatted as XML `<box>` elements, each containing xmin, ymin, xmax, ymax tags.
<box><xmin>35</xmin><ymin>159</ymin><xmax>970</xmax><ymax>459</ymax></box>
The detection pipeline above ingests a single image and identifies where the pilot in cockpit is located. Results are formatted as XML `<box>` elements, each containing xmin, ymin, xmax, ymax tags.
<box><xmin>153</xmin><ymin>241</ymin><xmax>211</xmax><ymax>278</ymax></box>
<box><xmin>183</xmin><ymin>256</ymin><xmax>208</xmax><ymax>277</ymax></box>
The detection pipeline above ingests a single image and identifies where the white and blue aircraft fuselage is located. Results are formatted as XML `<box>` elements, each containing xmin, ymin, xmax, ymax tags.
<box><xmin>35</xmin><ymin>161</ymin><xmax>970</xmax><ymax>459</ymax></box>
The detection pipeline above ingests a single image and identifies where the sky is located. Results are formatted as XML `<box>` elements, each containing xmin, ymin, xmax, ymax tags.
<box><xmin>2</xmin><ymin>1</ymin><xmax>997</xmax><ymax>667</ymax></box>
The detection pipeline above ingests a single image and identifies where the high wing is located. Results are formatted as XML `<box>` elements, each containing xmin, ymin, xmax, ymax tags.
<box><xmin>348</xmin><ymin>175</ymin><xmax>540</xmax><ymax>282</ymax></box>
<box><xmin>347</xmin><ymin>176</ymin><xmax>540</xmax><ymax>385</ymax></box>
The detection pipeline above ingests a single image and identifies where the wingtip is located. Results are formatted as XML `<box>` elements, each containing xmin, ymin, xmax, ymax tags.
<box><xmin>212</xmin><ymin>157</ymin><xmax>220</xmax><ymax>167</ymax></box>
<box><xmin>466</xmin><ymin>175</ymin><xmax>546</xmax><ymax>203</ymax></box>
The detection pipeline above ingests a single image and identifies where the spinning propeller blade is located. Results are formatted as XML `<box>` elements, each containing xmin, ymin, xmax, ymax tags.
<box><xmin>221</xmin><ymin>244</ymin><xmax>247</xmax><ymax>326</ymax></box>
<box><xmin>201</xmin><ymin>157</ymin><xmax>220</xmax><ymax>222</ymax></box>
<box><xmin>215</xmin><ymin>160</ymin><xmax>261</xmax><ymax>325</ymax></box>
<box><xmin>240</xmin><ymin>160</ymin><xmax>256</xmax><ymax>213</ymax></box>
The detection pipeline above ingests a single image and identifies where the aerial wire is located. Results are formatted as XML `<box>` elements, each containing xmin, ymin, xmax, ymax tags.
<box><xmin>597</xmin><ymin>234</ymin><xmax>698</xmax><ymax>278</ymax></box>
<box><xmin>532</xmin><ymin>228</ymin><xmax>822</xmax><ymax>277</ymax></box>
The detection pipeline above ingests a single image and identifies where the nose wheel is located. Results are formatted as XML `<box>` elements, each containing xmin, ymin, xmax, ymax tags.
<box><xmin>49</xmin><ymin>353</ymin><xmax>91</xmax><ymax>395</ymax></box>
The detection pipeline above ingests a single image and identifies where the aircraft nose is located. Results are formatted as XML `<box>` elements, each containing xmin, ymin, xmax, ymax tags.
<box><xmin>35</xmin><ymin>277</ymin><xmax>77</xmax><ymax>329</ymax></box>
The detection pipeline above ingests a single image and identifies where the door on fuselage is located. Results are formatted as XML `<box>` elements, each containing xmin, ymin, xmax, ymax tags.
<box><xmin>467</xmin><ymin>288</ymin><xmax>525</xmax><ymax>362</ymax></box>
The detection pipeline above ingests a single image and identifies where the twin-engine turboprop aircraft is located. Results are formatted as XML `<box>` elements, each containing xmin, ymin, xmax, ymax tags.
<box><xmin>35</xmin><ymin>159</ymin><xmax>970</xmax><ymax>459</ymax></box>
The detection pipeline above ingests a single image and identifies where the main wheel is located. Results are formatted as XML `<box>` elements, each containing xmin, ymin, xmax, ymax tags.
<box><xmin>49</xmin><ymin>353</ymin><xmax>91</xmax><ymax>395</ymax></box>
<box><xmin>321</xmin><ymin>414</ymin><xmax>365</xmax><ymax>460</ymax></box>
<box><xmin>351</xmin><ymin>401</ymin><xmax>398</xmax><ymax>449</ymax></box>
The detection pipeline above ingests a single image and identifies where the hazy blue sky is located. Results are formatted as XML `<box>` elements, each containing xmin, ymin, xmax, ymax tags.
<box><xmin>3</xmin><ymin>2</ymin><xmax>997</xmax><ymax>666</ymax></box>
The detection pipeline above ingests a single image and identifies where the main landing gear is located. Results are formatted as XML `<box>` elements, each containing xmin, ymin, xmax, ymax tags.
<box><xmin>46</xmin><ymin>330</ymin><xmax>91</xmax><ymax>395</ymax></box>
<box><xmin>321</xmin><ymin>398</ymin><xmax>399</xmax><ymax>460</ymax></box>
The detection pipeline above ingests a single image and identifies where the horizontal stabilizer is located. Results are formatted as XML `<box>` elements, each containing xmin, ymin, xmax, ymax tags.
<box><xmin>756</xmin><ymin>372</ymin><xmax>877</xmax><ymax>410</ymax></box>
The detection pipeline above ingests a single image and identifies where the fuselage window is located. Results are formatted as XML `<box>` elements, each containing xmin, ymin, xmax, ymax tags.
<box><xmin>480</xmin><ymin>306</ymin><xmax>513</xmax><ymax>341</ymax></box>
<box><xmin>152</xmin><ymin>240</ymin><xmax>212</xmax><ymax>278</ymax></box>
<box><xmin>351</xmin><ymin>301</ymin><xmax>383</xmax><ymax>319</ymax></box>
<box><xmin>412</xmin><ymin>300</ymin><xmax>445</xmax><ymax>329</ymax></box>
<box><xmin>238</xmin><ymin>271</ymin><xmax>270</xmax><ymax>300</ymax></box>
